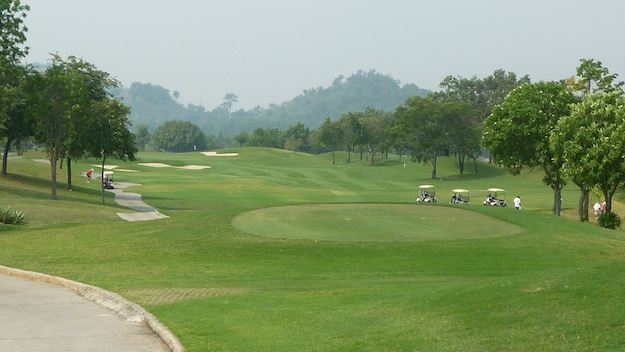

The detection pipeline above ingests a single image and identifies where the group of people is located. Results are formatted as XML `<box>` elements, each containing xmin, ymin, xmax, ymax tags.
<box><xmin>593</xmin><ymin>201</ymin><xmax>607</xmax><ymax>219</ymax></box>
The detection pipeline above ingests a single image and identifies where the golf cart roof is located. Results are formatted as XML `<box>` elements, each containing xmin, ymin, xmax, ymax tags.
<box><xmin>452</xmin><ymin>189</ymin><xmax>469</xmax><ymax>193</ymax></box>
<box><xmin>487</xmin><ymin>188</ymin><xmax>505</xmax><ymax>192</ymax></box>
<box><xmin>419</xmin><ymin>185</ymin><xmax>435</xmax><ymax>189</ymax></box>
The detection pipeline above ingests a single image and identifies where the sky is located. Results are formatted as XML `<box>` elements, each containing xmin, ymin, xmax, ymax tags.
<box><xmin>23</xmin><ymin>0</ymin><xmax>625</xmax><ymax>110</ymax></box>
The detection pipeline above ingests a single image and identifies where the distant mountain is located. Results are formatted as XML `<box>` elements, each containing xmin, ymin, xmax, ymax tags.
<box><xmin>113</xmin><ymin>70</ymin><xmax>431</xmax><ymax>136</ymax></box>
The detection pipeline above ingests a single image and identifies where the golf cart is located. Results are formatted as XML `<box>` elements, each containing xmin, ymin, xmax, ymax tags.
<box><xmin>102</xmin><ymin>171</ymin><xmax>114</xmax><ymax>189</ymax></box>
<box><xmin>451</xmin><ymin>189</ymin><xmax>470</xmax><ymax>204</ymax></box>
<box><xmin>483</xmin><ymin>188</ymin><xmax>506</xmax><ymax>207</ymax></box>
<box><xmin>416</xmin><ymin>185</ymin><xmax>437</xmax><ymax>203</ymax></box>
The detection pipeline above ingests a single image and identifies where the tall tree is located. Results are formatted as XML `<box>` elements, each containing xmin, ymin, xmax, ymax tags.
<box><xmin>221</xmin><ymin>93</ymin><xmax>238</xmax><ymax>119</ymax></box>
<box><xmin>317</xmin><ymin>117</ymin><xmax>344</xmax><ymax>164</ymax></box>
<box><xmin>152</xmin><ymin>120</ymin><xmax>206</xmax><ymax>152</ymax></box>
<box><xmin>84</xmin><ymin>97</ymin><xmax>137</xmax><ymax>204</ymax></box>
<box><xmin>482</xmin><ymin>81</ymin><xmax>578</xmax><ymax>215</ymax></box>
<box><xmin>564</xmin><ymin>58</ymin><xmax>624</xmax><ymax>221</ymax></box>
<box><xmin>338</xmin><ymin>112</ymin><xmax>361</xmax><ymax>163</ymax></box>
<box><xmin>552</xmin><ymin>91</ymin><xmax>625</xmax><ymax>216</ymax></box>
<box><xmin>0</xmin><ymin>0</ymin><xmax>29</xmax><ymax>127</ymax></box>
<box><xmin>1</xmin><ymin>65</ymin><xmax>33</xmax><ymax>174</ymax></box>
<box><xmin>358</xmin><ymin>108</ymin><xmax>388</xmax><ymax>165</ymax></box>
<box><xmin>394</xmin><ymin>97</ymin><xmax>457</xmax><ymax>178</ymax></box>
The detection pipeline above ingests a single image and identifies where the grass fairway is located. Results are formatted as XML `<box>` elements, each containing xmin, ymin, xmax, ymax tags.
<box><xmin>2</xmin><ymin>148</ymin><xmax>625</xmax><ymax>351</ymax></box>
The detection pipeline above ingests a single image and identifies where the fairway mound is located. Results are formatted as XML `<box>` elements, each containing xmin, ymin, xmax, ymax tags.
<box><xmin>233</xmin><ymin>203</ymin><xmax>524</xmax><ymax>242</ymax></box>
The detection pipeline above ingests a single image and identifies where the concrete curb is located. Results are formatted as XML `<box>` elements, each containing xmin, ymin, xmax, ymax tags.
<box><xmin>0</xmin><ymin>265</ymin><xmax>185</xmax><ymax>352</ymax></box>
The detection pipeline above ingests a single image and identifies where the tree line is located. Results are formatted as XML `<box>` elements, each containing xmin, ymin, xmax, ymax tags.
<box><xmin>0</xmin><ymin>2</ymin><xmax>136</xmax><ymax>202</ymax></box>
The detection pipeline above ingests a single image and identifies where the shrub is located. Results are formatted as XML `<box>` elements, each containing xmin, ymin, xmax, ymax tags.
<box><xmin>0</xmin><ymin>205</ymin><xmax>28</xmax><ymax>225</ymax></box>
<box><xmin>598</xmin><ymin>211</ymin><xmax>621</xmax><ymax>230</ymax></box>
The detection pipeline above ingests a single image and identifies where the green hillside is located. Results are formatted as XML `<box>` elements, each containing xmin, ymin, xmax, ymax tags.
<box><xmin>1</xmin><ymin>149</ymin><xmax>625</xmax><ymax>351</ymax></box>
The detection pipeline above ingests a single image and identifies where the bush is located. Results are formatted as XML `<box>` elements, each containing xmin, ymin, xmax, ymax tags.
<box><xmin>0</xmin><ymin>205</ymin><xmax>28</xmax><ymax>225</ymax></box>
<box><xmin>598</xmin><ymin>211</ymin><xmax>621</xmax><ymax>230</ymax></box>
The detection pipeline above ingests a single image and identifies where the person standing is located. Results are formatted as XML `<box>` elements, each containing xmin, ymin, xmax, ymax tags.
<box><xmin>86</xmin><ymin>169</ymin><xmax>93</xmax><ymax>183</ymax></box>
<box><xmin>513</xmin><ymin>195</ymin><xmax>521</xmax><ymax>210</ymax></box>
<box><xmin>593</xmin><ymin>202</ymin><xmax>601</xmax><ymax>219</ymax></box>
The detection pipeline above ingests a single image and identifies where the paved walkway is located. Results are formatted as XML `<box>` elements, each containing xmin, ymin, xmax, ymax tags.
<box><xmin>107</xmin><ymin>182</ymin><xmax>169</xmax><ymax>221</ymax></box>
<box><xmin>0</xmin><ymin>271</ymin><xmax>176</xmax><ymax>351</ymax></box>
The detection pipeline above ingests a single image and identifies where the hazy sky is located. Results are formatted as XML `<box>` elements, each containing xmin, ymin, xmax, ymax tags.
<box><xmin>24</xmin><ymin>0</ymin><xmax>625</xmax><ymax>110</ymax></box>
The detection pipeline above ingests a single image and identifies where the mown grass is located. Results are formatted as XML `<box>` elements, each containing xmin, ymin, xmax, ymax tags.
<box><xmin>1</xmin><ymin>149</ymin><xmax>625</xmax><ymax>351</ymax></box>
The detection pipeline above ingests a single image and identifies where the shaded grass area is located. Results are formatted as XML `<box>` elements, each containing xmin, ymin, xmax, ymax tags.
<box><xmin>1</xmin><ymin>149</ymin><xmax>625</xmax><ymax>351</ymax></box>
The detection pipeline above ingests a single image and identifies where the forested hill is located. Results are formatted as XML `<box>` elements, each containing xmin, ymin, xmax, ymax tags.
<box><xmin>113</xmin><ymin>70</ymin><xmax>431</xmax><ymax>136</ymax></box>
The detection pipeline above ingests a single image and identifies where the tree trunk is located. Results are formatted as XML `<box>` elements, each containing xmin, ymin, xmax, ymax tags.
<box><xmin>101</xmin><ymin>156</ymin><xmax>106</xmax><ymax>205</ymax></box>
<box><xmin>578</xmin><ymin>186</ymin><xmax>589</xmax><ymax>222</ymax></box>
<box><xmin>49</xmin><ymin>153</ymin><xmax>58</xmax><ymax>200</ymax></box>
<box><xmin>552</xmin><ymin>186</ymin><xmax>562</xmax><ymax>216</ymax></box>
<box><xmin>472</xmin><ymin>155</ymin><xmax>479</xmax><ymax>173</ymax></box>
<box><xmin>431</xmin><ymin>153</ymin><xmax>438</xmax><ymax>179</ymax></box>
<box><xmin>370</xmin><ymin>147</ymin><xmax>375</xmax><ymax>165</ymax></box>
<box><xmin>66</xmin><ymin>157</ymin><xmax>73</xmax><ymax>191</ymax></box>
<box><xmin>2</xmin><ymin>138</ymin><xmax>11</xmax><ymax>175</ymax></box>
<box><xmin>459</xmin><ymin>153</ymin><xmax>465</xmax><ymax>174</ymax></box>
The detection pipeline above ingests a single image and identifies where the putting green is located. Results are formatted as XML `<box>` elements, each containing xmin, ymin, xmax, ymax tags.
<box><xmin>232</xmin><ymin>203</ymin><xmax>524</xmax><ymax>242</ymax></box>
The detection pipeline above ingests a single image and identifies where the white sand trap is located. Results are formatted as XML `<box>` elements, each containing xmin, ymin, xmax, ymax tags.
<box><xmin>139</xmin><ymin>163</ymin><xmax>171</xmax><ymax>168</ymax></box>
<box><xmin>139</xmin><ymin>162</ymin><xmax>210</xmax><ymax>170</ymax></box>
<box><xmin>201</xmin><ymin>151</ymin><xmax>239</xmax><ymax>157</ymax></box>
<box><xmin>92</xmin><ymin>165</ymin><xmax>118</xmax><ymax>169</ymax></box>
<box><xmin>178</xmin><ymin>165</ymin><xmax>211</xmax><ymax>170</ymax></box>
<box><xmin>32</xmin><ymin>159</ymin><xmax>50</xmax><ymax>164</ymax></box>
<box><xmin>114</xmin><ymin>168</ymin><xmax>140</xmax><ymax>172</ymax></box>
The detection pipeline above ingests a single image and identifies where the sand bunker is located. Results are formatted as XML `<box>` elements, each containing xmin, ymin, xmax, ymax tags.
<box><xmin>138</xmin><ymin>162</ymin><xmax>211</xmax><ymax>170</ymax></box>
<box><xmin>201</xmin><ymin>151</ymin><xmax>239</xmax><ymax>157</ymax></box>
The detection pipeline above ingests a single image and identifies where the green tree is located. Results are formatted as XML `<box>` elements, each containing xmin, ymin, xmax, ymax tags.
<box><xmin>152</xmin><ymin>120</ymin><xmax>206</xmax><ymax>152</ymax></box>
<box><xmin>394</xmin><ymin>97</ymin><xmax>457</xmax><ymax>178</ymax></box>
<box><xmin>60</xmin><ymin>56</ymin><xmax>122</xmax><ymax>191</ymax></box>
<box><xmin>317</xmin><ymin>117</ymin><xmax>344</xmax><ymax>164</ymax></box>
<box><xmin>283</xmin><ymin>122</ymin><xmax>310</xmax><ymax>152</ymax></box>
<box><xmin>482</xmin><ymin>81</ymin><xmax>577</xmax><ymax>215</ymax></box>
<box><xmin>29</xmin><ymin>56</ymin><xmax>83</xmax><ymax>199</ymax></box>
<box><xmin>564</xmin><ymin>58</ymin><xmax>624</xmax><ymax>221</ymax></box>
<box><xmin>358</xmin><ymin>108</ymin><xmax>388</xmax><ymax>165</ymax></box>
<box><xmin>0</xmin><ymin>0</ymin><xmax>29</xmax><ymax>130</ymax></box>
<box><xmin>552</xmin><ymin>91</ymin><xmax>625</xmax><ymax>217</ymax></box>
<box><xmin>436</xmin><ymin>70</ymin><xmax>529</xmax><ymax>170</ymax></box>
<box><xmin>234</xmin><ymin>131</ymin><xmax>249</xmax><ymax>146</ymax></box>
<box><xmin>1</xmin><ymin>65</ymin><xmax>34</xmax><ymax>175</ymax></box>
<box><xmin>134</xmin><ymin>124</ymin><xmax>151</xmax><ymax>151</ymax></box>
<box><xmin>338</xmin><ymin>112</ymin><xmax>361</xmax><ymax>163</ymax></box>
<box><xmin>85</xmin><ymin>98</ymin><xmax>137</xmax><ymax>204</ymax></box>
<box><xmin>247</xmin><ymin>128</ymin><xmax>283</xmax><ymax>148</ymax></box>
<box><xmin>221</xmin><ymin>93</ymin><xmax>238</xmax><ymax>119</ymax></box>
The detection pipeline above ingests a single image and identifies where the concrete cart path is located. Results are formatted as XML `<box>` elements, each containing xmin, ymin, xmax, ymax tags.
<box><xmin>0</xmin><ymin>274</ymin><xmax>171</xmax><ymax>352</ymax></box>
<box><xmin>107</xmin><ymin>182</ymin><xmax>168</xmax><ymax>222</ymax></box>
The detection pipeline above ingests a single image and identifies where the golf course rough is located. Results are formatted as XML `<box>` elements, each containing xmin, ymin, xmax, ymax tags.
<box><xmin>232</xmin><ymin>203</ymin><xmax>524</xmax><ymax>242</ymax></box>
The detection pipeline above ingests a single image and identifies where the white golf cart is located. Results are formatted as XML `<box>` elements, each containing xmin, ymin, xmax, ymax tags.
<box><xmin>483</xmin><ymin>188</ymin><xmax>506</xmax><ymax>207</ymax></box>
<box><xmin>451</xmin><ymin>189</ymin><xmax>470</xmax><ymax>204</ymax></box>
<box><xmin>416</xmin><ymin>185</ymin><xmax>437</xmax><ymax>203</ymax></box>
<box><xmin>102</xmin><ymin>171</ymin><xmax>114</xmax><ymax>189</ymax></box>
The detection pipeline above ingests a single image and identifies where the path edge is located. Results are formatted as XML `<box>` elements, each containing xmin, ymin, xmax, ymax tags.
<box><xmin>0</xmin><ymin>265</ymin><xmax>185</xmax><ymax>352</ymax></box>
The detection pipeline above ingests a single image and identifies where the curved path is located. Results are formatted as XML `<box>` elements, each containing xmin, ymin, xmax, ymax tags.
<box><xmin>107</xmin><ymin>182</ymin><xmax>168</xmax><ymax>221</ymax></box>
<box><xmin>0</xmin><ymin>266</ymin><xmax>182</xmax><ymax>351</ymax></box>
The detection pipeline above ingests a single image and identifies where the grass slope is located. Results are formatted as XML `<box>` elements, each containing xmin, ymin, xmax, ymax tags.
<box><xmin>1</xmin><ymin>149</ymin><xmax>625</xmax><ymax>351</ymax></box>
